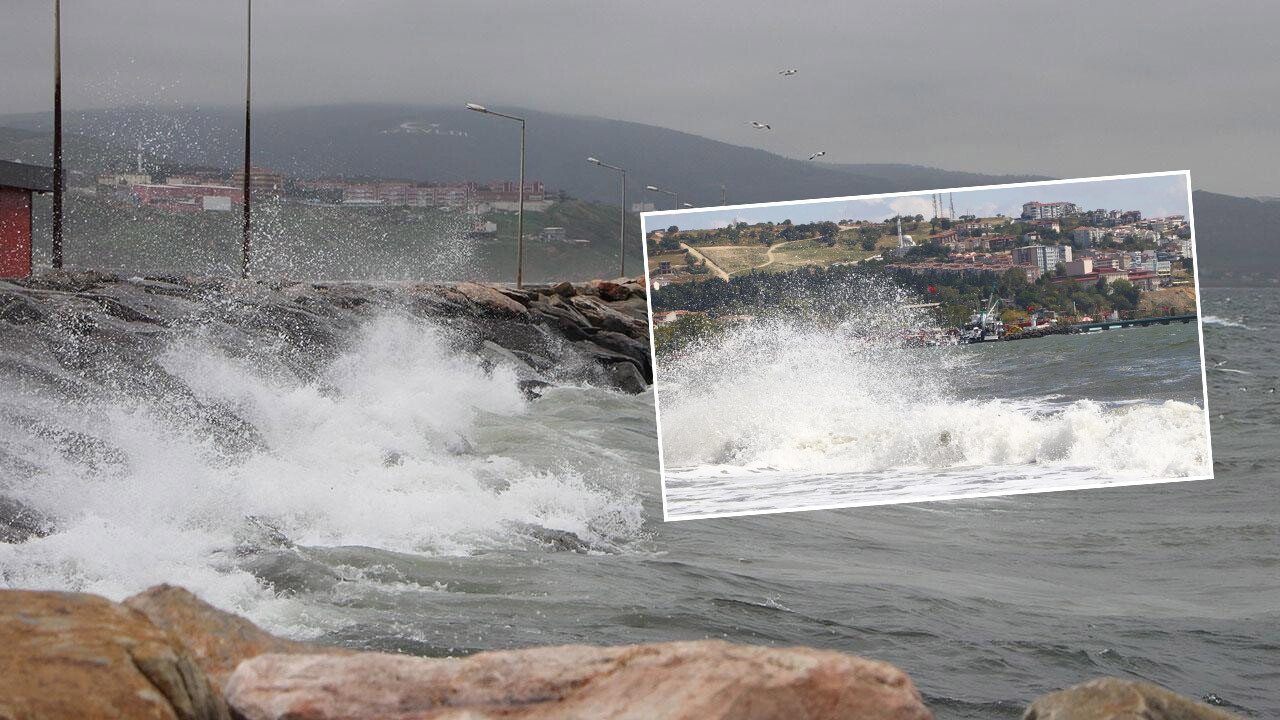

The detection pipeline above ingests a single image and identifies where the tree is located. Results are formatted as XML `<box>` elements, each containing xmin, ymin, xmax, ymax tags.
<box><xmin>667</xmin><ymin>225</ymin><xmax>679</xmax><ymax>234</ymax></box>
<box><xmin>860</xmin><ymin>236</ymin><xmax>877</xmax><ymax>251</ymax></box>
<box><xmin>817</xmin><ymin>220</ymin><xmax>840</xmax><ymax>246</ymax></box>
<box><xmin>1002</xmin><ymin>266</ymin><xmax>1028</xmax><ymax>289</ymax></box>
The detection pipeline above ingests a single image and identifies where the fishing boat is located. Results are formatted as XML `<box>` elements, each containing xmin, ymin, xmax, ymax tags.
<box><xmin>961</xmin><ymin>296</ymin><xmax>1004</xmax><ymax>343</ymax></box>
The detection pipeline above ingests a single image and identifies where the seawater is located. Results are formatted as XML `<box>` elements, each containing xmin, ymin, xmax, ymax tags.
<box><xmin>660</xmin><ymin>317</ymin><xmax>1211</xmax><ymax>519</ymax></box>
<box><xmin>1</xmin><ymin>287</ymin><xmax>1275</xmax><ymax>718</ymax></box>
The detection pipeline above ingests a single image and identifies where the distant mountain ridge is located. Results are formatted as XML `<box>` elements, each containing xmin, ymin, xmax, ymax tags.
<box><xmin>0</xmin><ymin>104</ymin><xmax>1273</xmax><ymax>276</ymax></box>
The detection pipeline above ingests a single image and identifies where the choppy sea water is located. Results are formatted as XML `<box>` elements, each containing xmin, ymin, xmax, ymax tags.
<box><xmin>1</xmin><ymin>286</ymin><xmax>1275</xmax><ymax>718</ymax></box>
<box><xmin>661</xmin><ymin>321</ymin><xmax>1212</xmax><ymax>519</ymax></box>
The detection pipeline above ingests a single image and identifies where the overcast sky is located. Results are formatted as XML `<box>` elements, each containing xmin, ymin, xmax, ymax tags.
<box><xmin>2</xmin><ymin>1</ymin><xmax>1276</xmax><ymax>197</ymax></box>
<box><xmin>644</xmin><ymin>173</ymin><xmax>1191</xmax><ymax>231</ymax></box>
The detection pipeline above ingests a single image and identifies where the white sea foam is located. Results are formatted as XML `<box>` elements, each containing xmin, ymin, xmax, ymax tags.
<box><xmin>659</xmin><ymin>317</ymin><xmax>1211</xmax><ymax>485</ymax></box>
<box><xmin>1202</xmin><ymin>315</ymin><xmax>1251</xmax><ymax>329</ymax></box>
<box><xmin>0</xmin><ymin>313</ymin><xmax>642</xmax><ymax>628</ymax></box>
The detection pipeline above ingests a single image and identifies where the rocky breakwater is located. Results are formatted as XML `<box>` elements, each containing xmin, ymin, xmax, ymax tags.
<box><xmin>1</xmin><ymin>586</ymin><xmax>933</xmax><ymax>720</ymax></box>
<box><xmin>0</xmin><ymin>586</ymin><xmax>1248</xmax><ymax>720</ymax></box>
<box><xmin>0</xmin><ymin>271</ymin><xmax>653</xmax><ymax>396</ymax></box>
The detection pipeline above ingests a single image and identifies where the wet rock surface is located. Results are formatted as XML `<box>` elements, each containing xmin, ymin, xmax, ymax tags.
<box><xmin>0</xmin><ymin>271</ymin><xmax>652</xmax><ymax>398</ymax></box>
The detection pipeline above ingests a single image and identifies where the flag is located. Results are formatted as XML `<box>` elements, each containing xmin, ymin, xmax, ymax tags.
<box><xmin>927</xmin><ymin>285</ymin><xmax>937</xmax><ymax>293</ymax></box>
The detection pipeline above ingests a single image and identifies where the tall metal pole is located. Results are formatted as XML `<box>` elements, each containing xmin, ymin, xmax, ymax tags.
<box><xmin>618</xmin><ymin>170</ymin><xmax>626</xmax><ymax>278</ymax></box>
<box><xmin>241</xmin><ymin>0</ymin><xmax>252</xmax><ymax>279</ymax></box>
<box><xmin>466</xmin><ymin>104</ymin><xmax>527</xmax><ymax>287</ymax></box>
<box><xmin>51</xmin><ymin>0</ymin><xmax>63</xmax><ymax>270</ymax></box>
<box><xmin>516</xmin><ymin>119</ymin><xmax>525</xmax><ymax>288</ymax></box>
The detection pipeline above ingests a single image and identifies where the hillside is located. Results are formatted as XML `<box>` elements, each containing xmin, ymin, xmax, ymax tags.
<box><xmin>2</xmin><ymin>104</ymin><xmax>1275</xmax><ymax>278</ymax></box>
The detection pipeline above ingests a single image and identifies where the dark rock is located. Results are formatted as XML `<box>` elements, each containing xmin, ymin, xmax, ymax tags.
<box><xmin>606</xmin><ymin>361</ymin><xmax>649</xmax><ymax>394</ymax></box>
<box><xmin>549</xmin><ymin>280</ymin><xmax>577</xmax><ymax>297</ymax></box>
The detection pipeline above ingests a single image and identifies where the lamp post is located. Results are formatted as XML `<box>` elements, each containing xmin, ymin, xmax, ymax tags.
<box><xmin>241</xmin><ymin>0</ymin><xmax>252</xmax><ymax>279</ymax></box>
<box><xmin>588</xmin><ymin>157</ymin><xmax>626</xmax><ymax>278</ymax></box>
<box><xmin>645</xmin><ymin>184</ymin><xmax>677</xmax><ymax>211</ymax></box>
<box><xmin>466</xmin><ymin>102</ymin><xmax>526</xmax><ymax>288</ymax></box>
<box><xmin>51</xmin><ymin>0</ymin><xmax>62</xmax><ymax>269</ymax></box>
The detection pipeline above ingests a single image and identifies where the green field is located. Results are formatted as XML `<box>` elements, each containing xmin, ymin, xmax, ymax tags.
<box><xmin>697</xmin><ymin>246</ymin><xmax>771</xmax><ymax>275</ymax></box>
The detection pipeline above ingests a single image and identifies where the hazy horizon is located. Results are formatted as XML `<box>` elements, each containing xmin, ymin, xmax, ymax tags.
<box><xmin>2</xmin><ymin>1</ymin><xmax>1276</xmax><ymax>198</ymax></box>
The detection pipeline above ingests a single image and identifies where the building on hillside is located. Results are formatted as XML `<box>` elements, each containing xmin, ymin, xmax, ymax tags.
<box><xmin>541</xmin><ymin>226</ymin><xmax>567</xmax><ymax>242</ymax></box>
<box><xmin>96</xmin><ymin>172</ymin><xmax>152</xmax><ymax>190</ymax></box>
<box><xmin>130</xmin><ymin>183</ymin><xmax>243</xmax><ymax>211</ymax></box>
<box><xmin>0</xmin><ymin>160</ymin><xmax>53</xmax><ymax>279</ymax></box>
<box><xmin>1064</xmin><ymin>258</ymin><xmax>1093</xmax><ymax>276</ymax></box>
<box><xmin>231</xmin><ymin>166</ymin><xmax>285</xmax><ymax>198</ymax></box>
<box><xmin>1034</xmin><ymin>220</ymin><xmax>1061</xmax><ymax>233</ymax></box>
<box><xmin>1012</xmin><ymin>244</ymin><xmax>1073</xmax><ymax>275</ymax></box>
<box><xmin>1021</xmin><ymin>201</ymin><xmax>1080</xmax><ymax>220</ymax></box>
<box><xmin>928</xmin><ymin>229</ymin><xmax>959</xmax><ymax>245</ymax></box>
<box><xmin>1074</xmin><ymin>226</ymin><xmax>1106</xmax><ymax>246</ymax></box>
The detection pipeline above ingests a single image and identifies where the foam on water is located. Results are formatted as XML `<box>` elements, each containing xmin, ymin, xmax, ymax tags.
<box><xmin>0</xmin><ymin>313</ymin><xmax>643</xmax><ymax>627</ymax></box>
<box><xmin>659</xmin><ymin>314</ymin><xmax>1211</xmax><ymax>485</ymax></box>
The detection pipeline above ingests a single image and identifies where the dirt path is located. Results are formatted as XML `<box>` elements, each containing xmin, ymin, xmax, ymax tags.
<box><xmin>760</xmin><ymin>238</ymin><xmax>806</xmax><ymax>268</ymax></box>
<box><xmin>679</xmin><ymin>243</ymin><xmax>731</xmax><ymax>280</ymax></box>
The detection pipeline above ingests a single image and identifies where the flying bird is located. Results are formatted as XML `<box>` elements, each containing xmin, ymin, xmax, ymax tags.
<box><xmin>751</xmin><ymin>121</ymin><xmax>771</xmax><ymax>130</ymax></box>
<box><xmin>779</xmin><ymin>68</ymin><xmax>799</xmax><ymax>76</ymax></box>
<box><xmin>808</xmin><ymin>151</ymin><xmax>826</xmax><ymax>160</ymax></box>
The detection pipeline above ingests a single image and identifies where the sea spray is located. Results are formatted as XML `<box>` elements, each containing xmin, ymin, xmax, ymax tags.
<box><xmin>657</xmin><ymin>281</ymin><xmax>1210</xmax><ymax>492</ymax></box>
<box><xmin>0</xmin><ymin>309</ymin><xmax>646</xmax><ymax>630</ymax></box>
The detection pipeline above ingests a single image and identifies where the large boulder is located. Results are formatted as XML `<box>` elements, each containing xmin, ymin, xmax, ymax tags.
<box><xmin>450</xmin><ymin>282</ymin><xmax>530</xmax><ymax>318</ymax></box>
<box><xmin>0</xmin><ymin>589</ymin><xmax>229</xmax><ymax>720</ymax></box>
<box><xmin>1024</xmin><ymin>677</ymin><xmax>1245</xmax><ymax>720</ymax></box>
<box><xmin>124</xmin><ymin>584</ymin><xmax>346</xmax><ymax>691</ymax></box>
<box><xmin>225</xmin><ymin>639</ymin><xmax>932</xmax><ymax>720</ymax></box>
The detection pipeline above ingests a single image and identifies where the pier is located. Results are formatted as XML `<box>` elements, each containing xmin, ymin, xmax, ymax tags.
<box><xmin>1070</xmin><ymin>314</ymin><xmax>1198</xmax><ymax>332</ymax></box>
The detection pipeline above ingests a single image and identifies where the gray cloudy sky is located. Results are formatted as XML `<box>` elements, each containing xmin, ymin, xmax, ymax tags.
<box><xmin>2</xmin><ymin>0</ymin><xmax>1276</xmax><ymax>197</ymax></box>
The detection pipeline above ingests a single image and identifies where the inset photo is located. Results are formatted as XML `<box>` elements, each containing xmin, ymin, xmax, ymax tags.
<box><xmin>644</xmin><ymin>172</ymin><xmax>1213</xmax><ymax>521</ymax></box>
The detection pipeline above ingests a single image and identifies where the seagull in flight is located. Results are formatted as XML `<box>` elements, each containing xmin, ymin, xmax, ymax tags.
<box><xmin>751</xmin><ymin>121</ymin><xmax>771</xmax><ymax>130</ymax></box>
<box><xmin>779</xmin><ymin>68</ymin><xmax>799</xmax><ymax>76</ymax></box>
<box><xmin>808</xmin><ymin>151</ymin><xmax>826</xmax><ymax>160</ymax></box>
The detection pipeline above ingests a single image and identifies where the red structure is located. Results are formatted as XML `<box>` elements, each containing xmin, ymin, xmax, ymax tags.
<box><xmin>0</xmin><ymin>160</ymin><xmax>53</xmax><ymax>279</ymax></box>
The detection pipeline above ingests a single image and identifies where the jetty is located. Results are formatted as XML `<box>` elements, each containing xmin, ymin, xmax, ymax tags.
<box><xmin>1071</xmin><ymin>313</ymin><xmax>1198</xmax><ymax>332</ymax></box>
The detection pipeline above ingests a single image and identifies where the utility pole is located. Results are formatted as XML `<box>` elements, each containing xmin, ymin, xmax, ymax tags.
<box><xmin>241</xmin><ymin>0</ymin><xmax>252</xmax><ymax>279</ymax></box>
<box><xmin>51</xmin><ymin>0</ymin><xmax>63</xmax><ymax>270</ymax></box>
<box><xmin>720</xmin><ymin>184</ymin><xmax>726</xmax><ymax>206</ymax></box>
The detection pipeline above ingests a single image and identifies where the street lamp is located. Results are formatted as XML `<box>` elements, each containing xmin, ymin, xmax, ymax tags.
<box><xmin>242</xmin><ymin>0</ymin><xmax>252</xmax><ymax>279</ymax></box>
<box><xmin>588</xmin><ymin>156</ymin><xmax>626</xmax><ymax>278</ymax></box>
<box><xmin>645</xmin><ymin>184</ymin><xmax>677</xmax><ymax>210</ymax></box>
<box><xmin>467</xmin><ymin>102</ymin><xmax>526</xmax><ymax>288</ymax></box>
<box><xmin>52</xmin><ymin>0</ymin><xmax>63</xmax><ymax>269</ymax></box>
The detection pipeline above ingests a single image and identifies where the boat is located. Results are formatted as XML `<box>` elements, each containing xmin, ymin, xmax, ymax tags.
<box><xmin>961</xmin><ymin>295</ymin><xmax>1005</xmax><ymax>343</ymax></box>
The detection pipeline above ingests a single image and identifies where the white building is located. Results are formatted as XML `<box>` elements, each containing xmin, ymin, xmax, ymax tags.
<box><xmin>1021</xmin><ymin>201</ymin><xmax>1080</xmax><ymax>220</ymax></box>
<box><xmin>1074</xmin><ymin>226</ymin><xmax>1107</xmax><ymax>246</ymax></box>
<box><xmin>1012</xmin><ymin>244</ymin><xmax>1073</xmax><ymax>274</ymax></box>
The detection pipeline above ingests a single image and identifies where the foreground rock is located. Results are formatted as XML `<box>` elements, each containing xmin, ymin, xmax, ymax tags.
<box><xmin>1024</xmin><ymin>677</ymin><xmax>1246</xmax><ymax>720</ymax></box>
<box><xmin>0</xmin><ymin>589</ymin><xmax>229</xmax><ymax>720</ymax></box>
<box><xmin>225</xmin><ymin>640</ymin><xmax>933</xmax><ymax>720</ymax></box>
<box><xmin>124</xmin><ymin>584</ymin><xmax>347</xmax><ymax>691</ymax></box>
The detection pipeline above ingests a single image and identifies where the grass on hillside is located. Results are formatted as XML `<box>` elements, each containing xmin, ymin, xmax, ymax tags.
<box><xmin>697</xmin><ymin>246</ymin><xmax>771</xmax><ymax>275</ymax></box>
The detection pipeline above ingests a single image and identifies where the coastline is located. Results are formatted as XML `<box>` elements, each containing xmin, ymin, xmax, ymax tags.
<box><xmin>0</xmin><ymin>584</ymin><xmax>1243</xmax><ymax>720</ymax></box>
